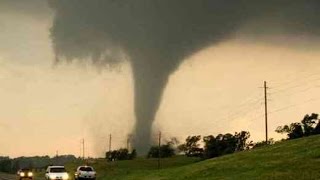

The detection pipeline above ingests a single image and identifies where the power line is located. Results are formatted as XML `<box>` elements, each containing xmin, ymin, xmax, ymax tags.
<box><xmin>273</xmin><ymin>85</ymin><xmax>320</xmax><ymax>99</ymax></box>
<box><xmin>271</xmin><ymin>75</ymin><xmax>320</xmax><ymax>95</ymax></box>
<box><xmin>272</xmin><ymin>71</ymin><xmax>320</xmax><ymax>89</ymax></box>
<box><xmin>219</xmin><ymin>97</ymin><xmax>264</xmax><ymax>122</ymax></box>
<box><xmin>248</xmin><ymin>102</ymin><xmax>264</xmax><ymax>123</ymax></box>
<box><xmin>270</xmin><ymin>97</ymin><xmax>320</xmax><ymax>114</ymax></box>
<box><xmin>206</xmin><ymin>87</ymin><xmax>263</xmax><ymax>113</ymax></box>
<box><xmin>221</xmin><ymin>74</ymin><xmax>320</xmax><ymax>125</ymax></box>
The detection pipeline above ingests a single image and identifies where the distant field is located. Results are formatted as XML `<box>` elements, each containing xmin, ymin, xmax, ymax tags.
<box><xmin>59</xmin><ymin>135</ymin><xmax>320</xmax><ymax>180</ymax></box>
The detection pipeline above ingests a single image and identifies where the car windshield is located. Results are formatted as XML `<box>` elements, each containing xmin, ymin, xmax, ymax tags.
<box><xmin>50</xmin><ymin>167</ymin><xmax>66</xmax><ymax>173</ymax></box>
<box><xmin>21</xmin><ymin>168</ymin><xmax>30</xmax><ymax>172</ymax></box>
<box><xmin>79</xmin><ymin>167</ymin><xmax>93</xmax><ymax>171</ymax></box>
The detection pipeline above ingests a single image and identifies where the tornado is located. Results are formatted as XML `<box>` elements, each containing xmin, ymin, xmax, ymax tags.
<box><xmin>48</xmin><ymin>0</ymin><xmax>320</xmax><ymax>154</ymax></box>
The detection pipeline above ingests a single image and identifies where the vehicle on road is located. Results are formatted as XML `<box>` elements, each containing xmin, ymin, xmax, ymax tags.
<box><xmin>45</xmin><ymin>166</ymin><xmax>69</xmax><ymax>180</ymax></box>
<box><xmin>74</xmin><ymin>166</ymin><xmax>96</xmax><ymax>180</ymax></box>
<box><xmin>17</xmin><ymin>168</ymin><xmax>33</xmax><ymax>180</ymax></box>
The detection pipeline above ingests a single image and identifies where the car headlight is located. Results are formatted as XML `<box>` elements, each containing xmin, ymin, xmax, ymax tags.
<box><xmin>62</xmin><ymin>174</ymin><xmax>69</xmax><ymax>180</ymax></box>
<box><xmin>20</xmin><ymin>172</ymin><xmax>25</xmax><ymax>177</ymax></box>
<box><xmin>28</xmin><ymin>172</ymin><xmax>33</xmax><ymax>177</ymax></box>
<box><xmin>49</xmin><ymin>174</ymin><xmax>56</xmax><ymax>179</ymax></box>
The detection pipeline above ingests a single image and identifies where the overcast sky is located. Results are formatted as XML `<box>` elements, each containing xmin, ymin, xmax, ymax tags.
<box><xmin>1</xmin><ymin>1</ymin><xmax>320</xmax><ymax>157</ymax></box>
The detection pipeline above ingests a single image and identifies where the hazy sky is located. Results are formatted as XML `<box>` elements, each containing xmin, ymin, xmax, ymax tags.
<box><xmin>1</xmin><ymin>1</ymin><xmax>320</xmax><ymax>157</ymax></box>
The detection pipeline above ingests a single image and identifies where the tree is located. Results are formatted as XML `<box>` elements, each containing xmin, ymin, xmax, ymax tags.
<box><xmin>129</xmin><ymin>149</ymin><xmax>137</xmax><ymax>160</ymax></box>
<box><xmin>106</xmin><ymin>148</ymin><xmax>136</xmax><ymax>161</ymax></box>
<box><xmin>302</xmin><ymin>113</ymin><xmax>318</xmax><ymax>136</ymax></box>
<box><xmin>147</xmin><ymin>143</ymin><xmax>175</xmax><ymax>158</ymax></box>
<box><xmin>276</xmin><ymin>113</ymin><xmax>320</xmax><ymax>139</ymax></box>
<box><xmin>276</xmin><ymin>123</ymin><xmax>304</xmax><ymax>139</ymax></box>
<box><xmin>178</xmin><ymin>135</ymin><xmax>203</xmax><ymax>157</ymax></box>
<box><xmin>202</xmin><ymin>131</ymin><xmax>251</xmax><ymax>159</ymax></box>
<box><xmin>314</xmin><ymin>121</ymin><xmax>320</xmax><ymax>134</ymax></box>
<box><xmin>0</xmin><ymin>159</ymin><xmax>13</xmax><ymax>173</ymax></box>
<box><xmin>234</xmin><ymin>131</ymin><xmax>252</xmax><ymax>151</ymax></box>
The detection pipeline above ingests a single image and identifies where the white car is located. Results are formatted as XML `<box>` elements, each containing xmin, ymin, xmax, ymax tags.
<box><xmin>45</xmin><ymin>166</ymin><xmax>69</xmax><ymax>180</ymax></box>
<box><xmin>74</xmin><ymin>166</ymin><xmax>96</xmax><ymax>180</ymax></box>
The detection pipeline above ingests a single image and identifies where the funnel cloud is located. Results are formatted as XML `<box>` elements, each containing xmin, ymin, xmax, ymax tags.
<box><xmin>48</xmin><ymin>0</ymin><xmax>320</xmax><ymax>154</ymax></box>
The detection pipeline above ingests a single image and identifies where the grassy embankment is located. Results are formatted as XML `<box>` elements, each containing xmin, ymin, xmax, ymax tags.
<box><xmin>54</xmin><ymin>135</ymin><xmax>320</xmax><ymax>180</ymax></box>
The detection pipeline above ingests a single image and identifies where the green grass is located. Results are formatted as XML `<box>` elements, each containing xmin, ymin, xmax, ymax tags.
<box><xmin>62</xmin><ymin>156</ymin><xmax>201</xmax><ymax>180</ymax></box>
<box><xmin>62</xmin><ymin>135</ymin><xmax>320</xmax><ymax>180</ymax></box>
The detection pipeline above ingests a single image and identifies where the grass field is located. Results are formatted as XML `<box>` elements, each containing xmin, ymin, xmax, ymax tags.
<box><xmin>63</xmin><ymin>135</ymin><xmax>320</xmax><ymax>180</ymax></box>
<box><xmin>63</xmin><ymin>156</ymin><xmax>201</xmax><ymax>180</ymax></box>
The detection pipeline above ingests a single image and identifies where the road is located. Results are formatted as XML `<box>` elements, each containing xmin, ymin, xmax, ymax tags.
<box><xmin>0</xmin><ymin>173</ymin><xmax>16</xmax><ymax>180</ymax></box>
<box><xmin>0</xmin><ymin>172</ymin><xmax>45</xmax><ymax>180</ymax></box>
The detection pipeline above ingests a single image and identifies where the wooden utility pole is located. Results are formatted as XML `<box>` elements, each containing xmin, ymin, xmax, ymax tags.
<box><xmin>109</xmin><ymin>134</ymin><xmax>112</xmax><ymax>152</ymax></box>
<box><xmin>80</xmin><ymin>140</ymin><xmax>82</xmax><ymax>158</ymax></box>
<box><xmin>127</xmin><ymin>137</ymin><xmax>130</xmax><ymax>151</ymax></box>
<box><xmin>158</xmin><ymin>131</ymin><xmax>161</xmax><ymax>169</ymax></box>
<box><xmin>264</xmin><ymin>81</ymin><xmax>268</xmax><ymax>143</ymax></box>
<box><xmin>82</xmin><ymin>138</ymin><xmax>85</xmax><ymax>160</ymax></box>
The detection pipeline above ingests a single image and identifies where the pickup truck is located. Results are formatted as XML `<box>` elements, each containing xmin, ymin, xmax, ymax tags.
<box><xmin>74</xmin><ymin>166</ymin><xmax>96</xmax><ymax>180</ymax></box>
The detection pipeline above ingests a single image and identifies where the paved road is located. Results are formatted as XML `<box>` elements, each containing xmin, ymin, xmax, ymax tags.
<box><xmin>0</xmin><ymin>172</ymin><xmax>45</xmax><ymax>180</ymax></box>
<box><xmin>0</xmin><ymin>173</ymin><xmax>16</xmax><ymax>180</ymax></box>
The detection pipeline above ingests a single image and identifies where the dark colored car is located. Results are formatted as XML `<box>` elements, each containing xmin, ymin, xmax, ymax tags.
<box><xmin>17</xmin><ymin>168</ymin><xmax>33</xmax><ymax>180</ymax></box>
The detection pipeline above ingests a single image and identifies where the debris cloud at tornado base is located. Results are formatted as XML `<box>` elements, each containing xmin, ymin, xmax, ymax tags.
<box><xmin>48</xmin><ymin>0</ymin><xmax>320</xmax><ymax>154</ymax></box>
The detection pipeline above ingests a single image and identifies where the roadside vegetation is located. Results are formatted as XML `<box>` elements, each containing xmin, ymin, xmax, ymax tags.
<box><xmin>125</xmin><ymin>134</ymin><xmax>320</xmax><ymax>180</ymax></box>
<box><xmin>0</xmin><ymin>155</ymin><xmax>77</xmax><ymax>174</ymax></box>
<box><xmin>64</xmin><ymin>156</ymin><xmax>201</xmax><ymax>179</ymax></box>
<box><xmin>63</xmin><ymin>134</ymin><xmax>320</xmax><ymax>179</ymax></box>
<box><xmin>1</xmin><ymin>113</ymin><xmax>320</xmax><ymax>179</ymax></box>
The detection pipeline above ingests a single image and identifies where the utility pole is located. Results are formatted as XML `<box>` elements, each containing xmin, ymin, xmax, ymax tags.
<box><xmin>127</xmin><ymin>137</ymin><xmax>130</xmax><ymax>151</ymax></box>
<box><xmin>264</xmin><ymin>81</ymin><xmax>268</xmax><ymax>143</ymax></box>
<box><xmin>109</xmin><ymin>134</ymin><xmax>112</xmax><ymax>152</ymax></box>
<box><xmin>158</xmin><ymin>131</ymin><xmax>161</xmax><ymax>169</ymax></box>
<box><xmin>82</xmin><ymin>138</ymin><xmax>85</xmax><ymax>160</ymax></box>
<box><xmin>56</xmin><ymin>150</ymin><xmax>59</xmax><ymax>157</ymax></box>
<box><xmin>80</xmin><ymin>140</ymin><xmax>82</xmax><ymax>159</ymax></box>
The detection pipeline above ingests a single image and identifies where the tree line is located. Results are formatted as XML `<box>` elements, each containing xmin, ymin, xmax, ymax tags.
<box><xmin>106</xmin><ymin>131</ymin><xmax>253</xmax><ymax>160</ymax></box>
<box><xmin>106</xmin><ymin>113</ymin><xmax>320</xmax><ymax>161</ymax></box>
<box><xmin>0</xmin><ymin>155</ymin><xmax>77</xmax><ymax>174</ymax></box>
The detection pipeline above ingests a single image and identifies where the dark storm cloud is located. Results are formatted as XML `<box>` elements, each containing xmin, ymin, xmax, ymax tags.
<box><xmin>48</xmin><ymin>0</ymin><xmax>320</xmax><ymax>153</ymax></box>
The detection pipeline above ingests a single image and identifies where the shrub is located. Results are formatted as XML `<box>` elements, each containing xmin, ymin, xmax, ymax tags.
<box><xmin>106</xmin><ymin>148</ymin><xmax>136</xmax><ymax>161</ymax></box>
<box><xmin>252</xmin><ymin>138</ymin><xmax>275</xmax><ymax>149</ymax></box>
<box><xmin>147</xmin><ymin>144</ymin><xmax>175</xmax><ymax>158</ymax></box>
<box><xmin>202</xmin><ymin>131</ymin><xmax>251</xmax><ymax>159</ymax></box>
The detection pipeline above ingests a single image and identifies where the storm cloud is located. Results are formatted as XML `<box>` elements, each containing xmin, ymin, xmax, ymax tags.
<box><xmin>48</xmin><ymin>0</ymin><xmax>320</xmax><ymax>153</ymax></box>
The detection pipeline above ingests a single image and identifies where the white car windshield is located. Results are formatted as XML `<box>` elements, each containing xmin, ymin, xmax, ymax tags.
<box><xmin>50</xmin><ymin>167</ymin><xmax>66</xmax><ymax>173</ymax></box>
